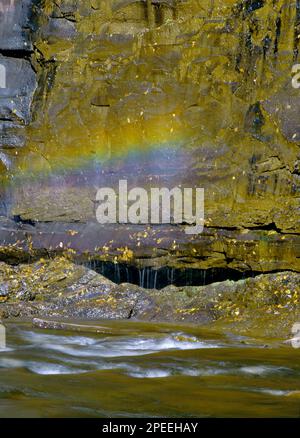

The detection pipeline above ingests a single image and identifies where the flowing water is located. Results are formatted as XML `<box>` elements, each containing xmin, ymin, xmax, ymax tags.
<box><xmin>0</xmin><ymin>320</ymin><xmax>300</xmax><ymax>417</ymax></box>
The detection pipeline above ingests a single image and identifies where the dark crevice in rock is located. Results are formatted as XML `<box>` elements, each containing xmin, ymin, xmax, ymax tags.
<box><xmin>83</xmin><ymin>260</ymin><xmax>265</xmax><ymax>289</ymax></box>
<box><xmin>243</xmin><ymin>221</ymin><xmax>283</xmax><ymax>233</ymax></box>
<box><xmin>244</xmin><ymin>102</ymin><xmax>265</xmax><ymax>135</ymax></box>
<box><xmin>153</xmin><ymin>3</ymin><xmax>163</xmax><ymax>26</ymax></box>
<box><xmin>205</xmin><ymin>225</ymin><xmax>240</xmax><ymax>231</ymax></box>
<box><xmin>12</xmin><ymin>215</ymin><xmax>36</xmax><ymax>227</ymax></box>
<box><xmin>51</xmin><ymin>14</ymin><xmax>77</xmax><ymax>23</ymax></box>
<box><xmin>274</xmin><ymin>16</ymin><xmax>281</xmax><ymax>55</ymax></box>
<box><xmin>0</xmin><ymin>49</ymin><xmax>33</xmax><ymax>59</ymax></box>
<box><xmin>234</xmin><ymin>0</ymin><xmax>264</xmax><ymax>19</ymax></box>
<box><xmin>244</xmin><ymin>0</ymin><xmax>265</xmax><ymax>15</ymax></box>
<box><xmin>127</xmin><ymin>308</ymin><xmax>134</xmax><ymax>319</ymax></box>
<box><xmin>292</xmin><ymin>160</ymin><xmax>300</xmax><ymax>174</ymax></box>
<box><xmin>262</xmin><ymin>34</ymin><xmax>272</xmax><ymax>58</ymax></box>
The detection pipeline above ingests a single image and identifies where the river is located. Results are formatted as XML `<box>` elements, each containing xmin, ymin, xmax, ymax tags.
<box><xmin>0</xmin><ymin>320</ymin><xmax>300</xmax><ymax>417</ymax></box>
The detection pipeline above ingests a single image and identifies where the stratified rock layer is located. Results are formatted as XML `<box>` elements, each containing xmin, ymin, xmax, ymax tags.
<box><xmin>0</xmin><ymin>0</ymin><xmax>38</xmax><ymax>214</ymax></box>
<box><xmin>0</xmin><ymin>1</ymin><xmax>299</xmax><ymax>272</ymax></box>
<box><xmin>0</xmin><ymin>257</ymin><xmax>299</xmax><ymax>338</ymax></box>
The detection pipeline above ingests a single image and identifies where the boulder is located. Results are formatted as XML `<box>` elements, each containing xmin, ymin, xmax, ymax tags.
<box><xmin>0</xmin><ymin>256</ymin><xmax>299</xmax><ymax>339</ymax></box>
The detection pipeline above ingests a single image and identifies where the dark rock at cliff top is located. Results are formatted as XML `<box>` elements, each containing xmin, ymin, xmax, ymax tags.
<box><xmin>0</xmin><ymin>57</ymin><xmax>37</xmax><ymax>127</ymax></box>
<box><xmin>0</xmin><ymin>0</ymin><xmax>37</xmax><ymax>167</ymax></box>
<box><xmin>0</xmin><ymin>0</ymin><xmax>34</xmax><ymax>51</ymax></box>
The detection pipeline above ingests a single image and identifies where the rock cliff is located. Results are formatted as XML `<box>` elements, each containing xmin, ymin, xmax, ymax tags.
<box><xmin>0</xmin><ymin>0</ymin><xmax>299</xmax><ymax>273</ymax></box>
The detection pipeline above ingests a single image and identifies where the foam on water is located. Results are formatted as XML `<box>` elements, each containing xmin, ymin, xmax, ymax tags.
<box><xmin>1</xmin><ymin>327</ymin><xmax>295</xmax><ymax>383</ymax></box>
<box><xmin>0</xmin><ymin>329</ymin><xmax>222</xmax><ymax>377</ymax></box>
<box><xmin>27</xmin><ymin>362</ymin><xmax>87</xmax><ymax>375</ymax></box>
<box><xmin>240</xmin><ymin>366</ymin><xmax>291</xmax><ymax>376</ymax></box>
<box><xmin>0</xmin><ymin>347</ymin><xmax>14</xmax><ymax>353</ymax></box>
<box><xmin>0</xmin><ymin>358</ymin><xmax>24</xmax><ymax>369</ymax></box>
<box><xmin>19</xmin><ymin>330</ymin><xmax>219</xmax><ymax>359</ymax></box>
<box><xmin>257</xmin><ymin>389</ymin><xmax>290</xmax><ymax>396</ymax></box>
<box><xmin>129</xmin><ymin>369</ymin><xmax>172</xmax><ymax>378</ymax></box>
<box><xmin>21</xmin><ymin>331</ymin><xmax>98</xmax><ymax>346</ymax></box>
<box><xmin>1</xmin><ymin>324</ymin><xmax>300</xmax><ymax>416</ymax></box>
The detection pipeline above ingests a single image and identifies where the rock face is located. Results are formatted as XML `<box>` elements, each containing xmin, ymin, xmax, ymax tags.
<box><xmin>0</xmin><ymin>57</ymin><xmax>37</xmax><ymax>145</ymax></box>
<box><xmin>0</xmin><ymin>1</ymin><xmax>299</xmax><ymax>274</ymax></box>
<box><xmin>0</xmin><ymin>0</ymin><xmax>37</xmax><ymax>145</ymax></box>
<box><xmin>0</xmin><ymin>0</ymin><xmax>34</xmax><ymax>50</ymax></box>
<box><xmin>0</xmin><ymin>257</ymin><xmax>299</xmax><ymax>338</ymax></box>
<box><xmin>1</xmin><ymin>219</ymin><xmax>300</xmax><ymax>273</ymax></box>
<box><xmin>0</xmin><ymin>0</ymin><xmax>38</xmax><ymax>214</ymax></box>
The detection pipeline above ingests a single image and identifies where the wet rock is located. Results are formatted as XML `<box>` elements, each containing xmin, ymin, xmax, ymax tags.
<box><xmin>0</xmin><ymin>0</ymin><xmax>38</xmax><ymax>169</ymax></box>
<box><xmin>32</xmin><ymin>318</ymin><xmax>117</xmax><ymax>334</ymax></box>
<box><xmin>0</xmin><ymin>57</ymin><xmax>37</xmax><ymax>126</ymax></box>
<box><xmin>41</xmin><ymin>17</ymin><xmax>77</xmax><ymax>41</ymax></box>
<box><xmin>0</xmin><ymin>0</ymin><xmax>34</xmax><ymax>51</ymax></box>
<box><xmin>1</xmin><ymin>218</ymin><xmax>300</xmax><ymax>273</ymax></box>
<box><xmin>0</xmin><ymin>0</ymin><xmax>300</xmax><ymax>279</ymax></box>
<box><xmin>0</xmin><ymin>257</ymin><xmax>299</xmax><ymax>339</ymax></box>
<box><xmin>0</xmin><ymin>283</ymin><xmax>9</xmax><ymax>302</ymax></box>
<box><xmin>0</xmin><ymin>54</ymin><xmax>37</xmax><ymax>153</ymax></box>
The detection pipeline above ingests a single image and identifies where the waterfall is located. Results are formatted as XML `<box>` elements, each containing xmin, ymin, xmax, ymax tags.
<box><xmin>82</xmin><ymin>261</ymin><xmax>258</xmax><ymax>290</ymax></box>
